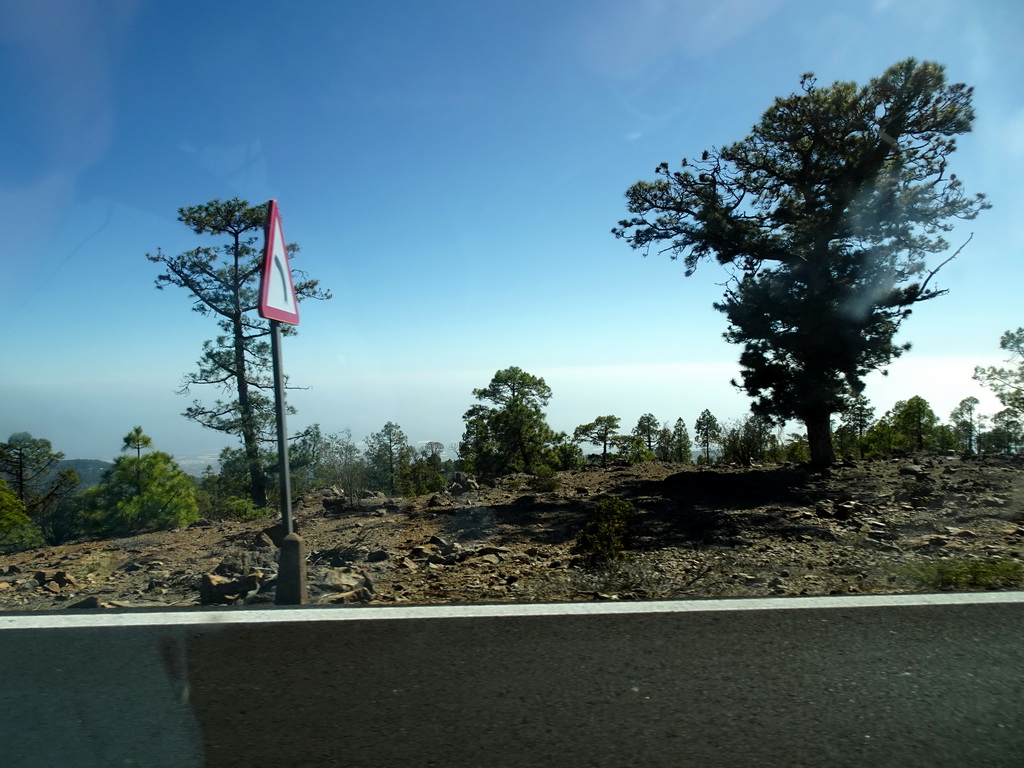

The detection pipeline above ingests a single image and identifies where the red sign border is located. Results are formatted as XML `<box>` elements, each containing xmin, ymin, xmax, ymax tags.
<box><xmin>258</xmin><ymin>199</ymin><xmax>300</xmax><ymax>325</ymax></box>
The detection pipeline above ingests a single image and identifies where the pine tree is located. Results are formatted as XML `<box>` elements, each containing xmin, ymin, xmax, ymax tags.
<box><xmin>460</xmin><ymin>367</ymin><xmax>554</xmax><ymax>476</ymax></box>
<box><xmin>615</xmin><ymin>60</ymin><xmax>988</xmax><ymax>466</ymax></box>
<box><xmin>694</xmin><ymin>410</ymin><xmax>722</xmax><ymax>463</ymax></box>
<box><xmin>148</xmin><ymin>198</ymin><xmax>331</xmax><ymax>506</ymax></box>
<box><xmin>670</xmin><ymin>418</ymin><xmax>693</xmax><ymax>464</ymax></box>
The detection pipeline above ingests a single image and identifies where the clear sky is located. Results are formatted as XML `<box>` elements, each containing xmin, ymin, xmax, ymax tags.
<box><xmin>1</xmin><ymin>0</ymin><xmax>1021</xmax><ymax>471</ymax></box>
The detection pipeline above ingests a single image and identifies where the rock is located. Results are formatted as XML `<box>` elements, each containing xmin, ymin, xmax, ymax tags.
<box><xmin>320</xmin><ymin>567</ymin><xmax>373</xmax><ymax>594</ymax></box>
<box><xmin>318</xmin><ymin>589</ymin><xmax>372</xmax><ymax>604</ymax></box>
<box><xmin>102</xmin><ymin>600</ymin><xmax>180</xmax><ymax>609</ymax></box>
<box><xmin>451</xmin><ymin>473</ymin><xmax>479</xmax><ymax>493</ymax></box>
<box><xmin>979</xmin><ymin>496</ymin><xmax>1009</xmax><ymax>507</ymax></box>
<box><xmin>260</xmin><ymin>523</ymin><xmax>300</xmax><ymax>547</ymax></box>
<box><xmin>316</xmin><ymin>568</ymin><xmax>373</xmax><ymax>602</ymax></box>
<box><xmin>215</xmin><ymin>550</ymin><xmax>278</xmax><ymax>578</ymax></box>
<box><xmin>254</xmin><ymin>532</ymin><xmax>275</xmax><ymax>548</ymax></box>
<box><xmin>427</xmin><ymin>553</ymin><xmax>457</xmax><ymax>566</ymax></box>
<box><xmin>366</xmin><ymin>549</ymin><xmax>389</xmax><ymax>563</ymax></box>
<box><xmin>832</xmin><ymin>501</ymin><xmax>860</xmax><ymax>520</ymax></box>
<box><xmin>66</xmin><ymin>596</ymin><xmax>101</xmax><ymax>609</ymax></box>
<box><xmin>200</xmin><ymin>572</ymin><xmax>264</xmax><ymax>605</ymax></box>
<box><xmin>44</xmin><ymin>581</ymin><xmax>62</xmax><ymax>594</ymax></box>
<box><xmin>322</xmin><ymin>498</ymin><xmax>348</xmax><ymax>514</ymax></box>
<box><xmin>476</xmin><ymin>545</ymin><xmax>510</xmax><ymax>556</ymax></box>
<box><xmin>52</xmin><ymin>571</ymin><xmax>81</xmax><ymax>588</ymax></box>
<box><xmin>429</xmin><ymin>536</ymin><xmax>459</xmax><ymax>555</ymax></box>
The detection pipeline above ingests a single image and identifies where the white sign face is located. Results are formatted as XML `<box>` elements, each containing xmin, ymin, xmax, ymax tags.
<box><xmin>258</xmin><ymin>200</ymin><xmax>300</xmax><ymax>325</ymax></box>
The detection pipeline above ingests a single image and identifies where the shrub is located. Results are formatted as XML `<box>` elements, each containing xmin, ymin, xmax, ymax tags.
<box><xmin>199</xmin><ymin>494</ymin><xmax>269</xmax><ymax>522</ymax></box>
<box><xmin>719</xmin><ymin>415</ymin><xmax>773</xmax><ymax>466</ymax></box>
<box><xmin>575</xmin><ymin>495</ymin><xmax>638</xmax><ymax>565</ymax></box>
<box><xmin>529</xmin><ymin>464</ymin><xmax>559</xmax><ymax>493</ymax></box>
<box><xmin>902</xmin><ymin>558</ymin><xmax>1024</xmax><ymax>590</ymax></box>
<box><xmin>87</xmin><ymin>452</ymin><xmax>199</xmax><ymax>534</ymax></box>
<box><xmin>0</xmin><ymin>478</ymin><xmax>30</xmax><ymax>542</ymax></box>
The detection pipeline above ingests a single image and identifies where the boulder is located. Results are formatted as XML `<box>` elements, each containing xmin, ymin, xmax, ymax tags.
<box><xmin>215</xmin><ymin>550</ymin><xmax>278</xmax><ymax>578</ymax></box>
<box><xmin>52</xmin><ymin>571</ymin><xmax>81</xmax><ymax>589</ymax></box>
<box><xmin>474</xmin><ymin>546</ymin><xmax>510</xmax><ymax>558</ymax></box>
<box><xmin>450</xmin><ymin>473</ymin><xmax>479</xmax><ymax>494</ymax></box>
<box><xmin>66</xmin><ymin>596</ymin><xmax>101</xmax><ymax>609</ymax></box>
<box><xmin>260</xmin><ymin>522</ymin><xmax>300</xmax><ymax>547</ymax></box>
<box><xmin>320</xmin><ymin>567</ymin><xmax>373</xmax><ymax>594</ymax></box>
<box><xmin>322</xmin><ymin>496</ymin><xmax>351</xmax><ymax>513</ymax></box>
<box><xmin>200</xmin><ymin>572</ymin><xmax>264</xmax><ymax>605</ymax></box>
<box><xmin>898</xmin><ymin>465</ymin><xmax>926</xmax><ymax>477</ymax></box>
<box><xmin>318</xmin><ymin>589</ymin><xmax>372</xmax><ymax>604</ymax></box>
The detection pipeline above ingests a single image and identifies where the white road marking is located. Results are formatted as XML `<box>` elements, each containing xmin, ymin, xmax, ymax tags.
<box><xmin>2</xmin><ymin>591</ymin><xmax>1023</xmax><ymax>630</ymax></box>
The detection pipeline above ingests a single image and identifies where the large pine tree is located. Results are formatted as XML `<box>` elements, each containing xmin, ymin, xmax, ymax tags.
<box><xmin>614</xmin><ymin>60</ymin><xmax>988</xmax><ymax>466</ymax></box>
<box><xmin>148</xmin><ymin>199</ymin><xmax>331</xmax><ymax>505</ymax></box>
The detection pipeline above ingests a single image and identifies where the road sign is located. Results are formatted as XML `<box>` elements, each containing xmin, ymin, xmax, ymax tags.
<box><xmin>258</xmin><ymin>199</ymin><xmax>300</xmax><ymax>325</ymax></box>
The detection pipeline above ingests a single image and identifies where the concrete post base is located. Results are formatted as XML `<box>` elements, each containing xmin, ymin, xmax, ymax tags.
<box><xmin>276</xmin><ymin>533</ymin><xmax>308</xmax><ymax>605</ymax></box>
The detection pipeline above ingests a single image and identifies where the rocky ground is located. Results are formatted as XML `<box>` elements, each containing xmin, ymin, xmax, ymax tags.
<box><xmin>2</xmin><ymin>453</ymin><xmax>1024</xmax><ymax>612</ymax></box>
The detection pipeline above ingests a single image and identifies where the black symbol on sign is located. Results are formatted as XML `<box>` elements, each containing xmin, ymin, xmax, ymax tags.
<box><xmin>274</xmin><ymin>251</ymin><xmax>289</xmax><ymax>304</ymax></box>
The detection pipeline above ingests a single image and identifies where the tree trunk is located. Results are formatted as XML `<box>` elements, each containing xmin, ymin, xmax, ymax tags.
<box><xmin>231</xmin><ymin>232</ymin><xmax>268</xmax><ymax>509</ymax></box>
<box><xmin>235</xmin><ymin>353</ymin><xmax>267</xmax><ymax>508</ymax></box>
<box><xmin>805</xmin><ymin>408</ymin><xmax>836</xmax><ymax>468</ymax></box>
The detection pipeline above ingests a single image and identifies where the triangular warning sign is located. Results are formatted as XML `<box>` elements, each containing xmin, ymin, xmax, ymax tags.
<box><xmin>258</xmin><ymin>199</ymin><xmax>300</xmax><ymax>325</ymax></box>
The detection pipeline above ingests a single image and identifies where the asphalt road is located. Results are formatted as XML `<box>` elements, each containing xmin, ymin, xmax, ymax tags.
<box><xmin>1</xmin><ymin>593</ymin><xmax>1022</xmax><ymax>767</ymax></box>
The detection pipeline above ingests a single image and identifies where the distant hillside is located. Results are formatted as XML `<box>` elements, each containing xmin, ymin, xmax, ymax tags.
<box><xmin>59</xmin><ymin>459</ymin><xmax>113</xmax><ymax>488</ymax></box>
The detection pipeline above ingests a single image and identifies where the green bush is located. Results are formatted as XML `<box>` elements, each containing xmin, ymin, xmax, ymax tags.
<box><xmin>87</xmin><ymin>452</ymin><xmax>199</xmax><ymax>534</ymax></box>
<box><xmin>902</xmin><ymin>558</ymin><xmax>1024</xmax><ymax>590</ymax></box>
<box><xmin>0</xmin><ymin>521</ymin><xmax>45</xmax><ymax>553</ymax></box>
<box><xmin>575</xmin><ymin>496</ymin><xmax>637</xmax><ymax>565</ymax></box>
<box><xmin>199</xmin><ymin>493</ymin><xmax>269</xmax><ymax>522</ymax></box>
<box><xmin>529</xmin><ymin>465</ymin><xmax>559</xmax><ymax>492</ymax></box>
<box><xmin>0</xmin><ymin>478</ymin><xmax>30</xmax><ymax>540</ymax></box>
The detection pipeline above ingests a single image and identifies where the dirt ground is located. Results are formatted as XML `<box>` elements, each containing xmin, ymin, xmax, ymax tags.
<box><xmin>2</xmin><ymin>453</ymin><xmax>1023</xmax><ymax>612</ymax></box>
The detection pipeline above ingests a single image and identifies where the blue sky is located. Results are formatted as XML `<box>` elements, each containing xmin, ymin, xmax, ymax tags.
<box><xmin>1</xmin><ymin>0</ymin><xmax>1021</xmax><ymax>470</ymax></box>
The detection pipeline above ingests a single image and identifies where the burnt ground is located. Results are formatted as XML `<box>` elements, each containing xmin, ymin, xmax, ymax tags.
<box><xmin>2</xmin><ymin>453</ymin><xmax>1023</xmax><ymax>611</ymax></box>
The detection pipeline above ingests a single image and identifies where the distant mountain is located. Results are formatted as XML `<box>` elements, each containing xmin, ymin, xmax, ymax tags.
<box><xmin>59</xmin><ymin>459</ymin><xmax>113</xmax><ymax>488</ymax></box>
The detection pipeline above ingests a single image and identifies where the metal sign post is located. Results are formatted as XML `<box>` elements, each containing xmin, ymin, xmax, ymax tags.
<box><xmin>270</xmin><ymin>319</ymin><xmax>294</xmax><ymax>534</ymax></box>
<box><xmin>258</xmin><ymin>199</ymin><xmax>306</xmax><ymax>605</ymax></box>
